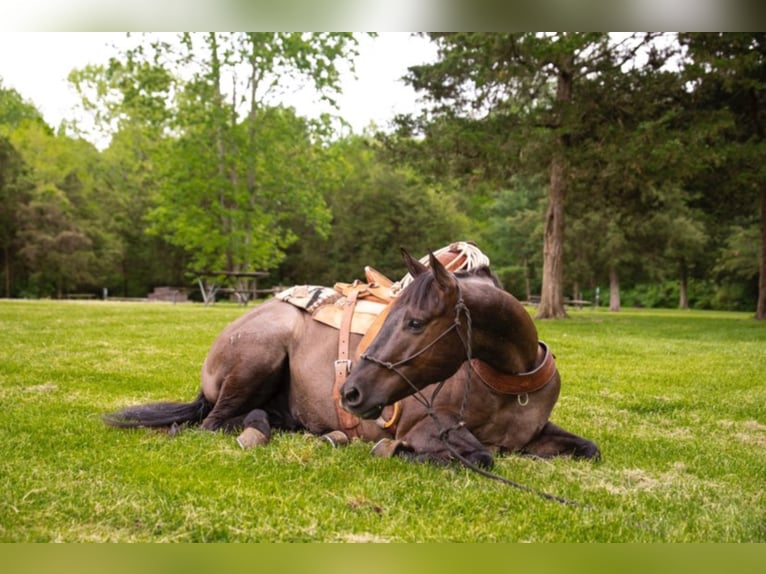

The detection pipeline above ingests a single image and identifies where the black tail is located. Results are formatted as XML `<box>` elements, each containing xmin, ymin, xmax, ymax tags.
<box><xmin>103</xmin><ymin>391</ymin><xmax>213</xmax><ymax>428</ymax></box>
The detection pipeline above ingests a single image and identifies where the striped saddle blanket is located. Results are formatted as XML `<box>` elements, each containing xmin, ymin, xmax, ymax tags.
<box><xmin>275</xmin><ymin>285</ymin><xmax>386</xmax><ymax>335</ymax></box>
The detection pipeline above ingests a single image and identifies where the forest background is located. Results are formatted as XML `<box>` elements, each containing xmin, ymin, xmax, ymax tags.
<box><xmin>0</xmin><ymin>32</ymin><xmax>764</xmax><ymax>318</ymax></box>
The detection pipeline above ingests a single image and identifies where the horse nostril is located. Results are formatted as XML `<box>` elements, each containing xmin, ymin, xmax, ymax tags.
<box><xmin>342</xmin><ymin>385</ymin><xmax>361</xmax><ymax>406</ymax></box>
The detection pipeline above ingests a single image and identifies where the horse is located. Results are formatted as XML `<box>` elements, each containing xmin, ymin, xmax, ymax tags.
<box><xmin>339</xmin><ymin>249</ymin><xmax>600</xmax><ymax>463</ymax></box>
<box><xmin>104</xmin><ymin>249</ymin><xmax>599</xmax><ymax>467</ymax></box>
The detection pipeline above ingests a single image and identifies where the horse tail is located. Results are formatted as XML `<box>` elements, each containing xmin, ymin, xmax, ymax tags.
<box><xmin>102</xmin><ymin>390</ymin><xmax>213</xmax><ymax>428</ymax></box>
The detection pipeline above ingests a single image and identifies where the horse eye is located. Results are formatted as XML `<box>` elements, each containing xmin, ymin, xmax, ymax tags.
<box><xmin>406</xmin><ymin>318</ymin><xmax>425</xmax><ymax>333</ymax></box>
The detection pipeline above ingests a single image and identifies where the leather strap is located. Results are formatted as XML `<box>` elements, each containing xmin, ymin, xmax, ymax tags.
<box><xmin>333</xmin><ymin>287</ymin><xmax>362</xmax><ymax>435</ymax></box>
<box><xmin>470</xmin><ymin>342</ymin><xmax>556</xmax><ymax>395</ymax></box>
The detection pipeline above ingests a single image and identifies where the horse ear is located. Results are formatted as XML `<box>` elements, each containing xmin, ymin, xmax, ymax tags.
<box><xmin>428</xmin><ymin>251</ymin><xmax>457</xmax><ymax>291</ymax></box>
<box><xmin>401</xmin><ymin>248</ymin><xmax>428</xmax><ymax>277</ymax></box>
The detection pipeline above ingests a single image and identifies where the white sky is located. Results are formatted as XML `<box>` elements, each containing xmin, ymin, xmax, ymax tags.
<box><xmin>0</xmin><ymin>32</ymin><xmax>437</xmax><ymax>147</ymax></box>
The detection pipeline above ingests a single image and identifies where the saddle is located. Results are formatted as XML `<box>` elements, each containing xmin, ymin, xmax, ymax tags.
<box><xmin>275</xmin><ymin>242</ymin><xmax>489</xmax><ymax>437</ymax></box>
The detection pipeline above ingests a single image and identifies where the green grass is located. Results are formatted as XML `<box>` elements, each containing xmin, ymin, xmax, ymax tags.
<box><xmin>0</xmin><ymin>300</ymin><xmax>764</xmax><ymax>542</ymax></box>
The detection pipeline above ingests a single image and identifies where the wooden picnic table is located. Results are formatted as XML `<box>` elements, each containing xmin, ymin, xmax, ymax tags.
<box><xmin>193</xmin><ymin>270</ymin><xmax>269</xmax><ymax>305</ymax></box>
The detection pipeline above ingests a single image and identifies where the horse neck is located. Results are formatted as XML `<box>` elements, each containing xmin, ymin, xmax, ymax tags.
<box><xmin>460</xmin><ymin>279</ymin><xmax>540</xmax><ymax>374</ymax></box>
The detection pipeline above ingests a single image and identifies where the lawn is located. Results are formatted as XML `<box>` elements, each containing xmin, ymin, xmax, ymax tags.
<box><xmin>0</xmin><ymin>299</ymin><xmax>764</xmax><ymax>542</ymax></box>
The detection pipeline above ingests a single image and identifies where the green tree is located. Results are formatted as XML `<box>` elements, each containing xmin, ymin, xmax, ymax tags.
<box><xmin>566</xmin><ymin>48</ymin><xmax>712</xmax><ymax>311</ymax></box>
<box><xmin>74</xmin><ymin>33</ymin><xmax>360</xmax><ymax>276</ymax></box>
<box><xmin>279</xmin><ymin>136</ymin><xmax>471</xmax><ymax>285</ymax></box>
<box><xmin>2</xmin><ymin>80</ymin><xmax>120</xmax><ymax>298</ymax></box>
<box><xmin>680</xmin><ymin>33</ymin><xmax>766</xmax><ymax>319</ymax></box>
<box><xmin>483</xmin><ymin>178</ymin><xmax>545</xmax><ymax>301</ymax></box>
<box><xmin>404</xmin><ymin>33</ymin><xmax>662</xmax><ymax>318</ymax></box>
<box><xmin>0</xmin><ymin>135</ymin><xmax>30</xmax><ymax>297</ymax></box>
<box><xmin>70</xmin><ymin>48</ymin><xmax>186</xmax><ymax>296</ymax></box>
<box><xmin>9</xmin><ymin>121</ymin><xmax>111</xmax><ymax>297</ymax></box>
<box><xmin>69</xmin><ymin>32</ymin><xmax>362</xmax><ymax>291</ymax></box>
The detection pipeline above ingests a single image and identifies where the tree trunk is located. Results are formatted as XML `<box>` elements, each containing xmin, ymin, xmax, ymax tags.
<box><xmin>609</xmin><ymin>267</ymin><xmax>621</xmax><ymax>312</ymax></box>
<box><xmin>207</xmin><ymin>33</ymin><xmax>234</xmax><ymax>273</ymax></box>
<box><xmin>757</xmin><ymin>183</ymin><xmax>766</xmax><ymax>320</ymax></box>
<box><xmin>2</xmin><ymin>245</ymin><xmax>10</xmax><ymax>298</ymax></box>
<box><xmin>536</xmin><ymin>56</ymin><xmax>574</xmax><ymax>320</ymax></box>
<box><xmin>537</xmin><ymin>153</ymin><xmax>568</xmax><ymax>319</ymax></box>
<box><xmin>522</xmin><ymin>255</ymin><xmax>531</xmax><ymax>302</ymax></box>
<box><xmin>679</xmin><ymin>258</ymin><xmax>689</xmax><ymax>310</ymax></box>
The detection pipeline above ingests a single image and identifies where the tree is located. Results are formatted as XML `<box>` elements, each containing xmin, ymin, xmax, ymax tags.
<box><xmin>9</xmin><ymin>121</ymin><xmax>112</xmax><ymax>297</ymax></box>
<box><xmin>483</xmin><ymin>178</ymin><xmax>545</xmax><ymax>301</ymax></box>
<box><xmin>680</xmin><ymin>33</ymin><xmax>766</xmax><ymax>319</ymax></box>
<box><xmin>279</xmin><ymin>136</ymin><xmax>470</xmax><ymax>285</ymax></box>
<box><xmin>0</xmin><ymin>135</ymin><xmax>30</xmax><ymax>297</ymax></box>
<box><xmin>72</xmin><ymin>33</ymin><xmax>361</xmax><ymax>277</ymax></box>
<box><xmin>404</xmin><ymin>33</ymin><xmax>662</xmax><ymax>318</ymax></box>
<box><xmin>2</xmin><ymin>80</ymin><xmax>120</xmax><ymax>297</ymax></box>
<box><xmin>565</xmin><ymin>45</ymin><xmax>714</xmax><ymax>312</ymax></box>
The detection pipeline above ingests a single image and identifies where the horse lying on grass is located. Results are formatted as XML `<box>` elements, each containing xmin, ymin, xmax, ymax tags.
<box><xmin>105</xmin><ymin>250</ymin><xmax>599</xmax><ymax>468</ymax></box>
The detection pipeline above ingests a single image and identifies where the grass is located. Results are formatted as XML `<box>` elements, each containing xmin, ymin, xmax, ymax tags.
<box><xmin>0</xmin><ymin>299</ymin><xmax>764</xmax><ymax>542</ymax></box>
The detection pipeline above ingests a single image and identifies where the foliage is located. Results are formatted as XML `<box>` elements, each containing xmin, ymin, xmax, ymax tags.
<box><xmin>70</xmin><ymin>33</ymin><xmax>359</xmax><ymax>276</ymax></box>
<box><xmin>1</xmin><ymin>300</ymin><xmax>764</xmax><ymax>541</ymax></box>
<box><xmin>279</xmin><ymin>137</ymin><xmax>471</xmax><ymax>285</ymax></box>
<box><xmin>679</xmin><ymin>33</ymin><xmax>766</xmax><ymax>318</ymax></box>
<box><xmin>0</xmin><ymin>34</ymin><xmax>764</xmax><ymax>312</ymax></box>
<box><xmin>481</xmin><ymin>177</ymin><xmax>546</xmax><ymax>299</ymax></box>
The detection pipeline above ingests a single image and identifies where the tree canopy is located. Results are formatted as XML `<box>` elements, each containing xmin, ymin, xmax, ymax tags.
<box><xmin>0</xmin><ymin>33</ymin><xmax>763</xmax><ymax>317</ymax></box>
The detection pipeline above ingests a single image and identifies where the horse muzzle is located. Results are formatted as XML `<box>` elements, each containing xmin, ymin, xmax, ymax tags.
<box><xmin>340</xmin><ymin>383</ymin><xmax>384</xmax><ymax>419</ymax></box>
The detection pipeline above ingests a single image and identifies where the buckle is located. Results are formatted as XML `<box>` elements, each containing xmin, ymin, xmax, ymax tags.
<box><xmin>334</xmin><ymin>359</ymin><xmax>352</xmax><ymax>374</ymax></box>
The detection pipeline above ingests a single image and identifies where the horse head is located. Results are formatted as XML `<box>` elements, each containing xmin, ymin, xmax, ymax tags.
<box><xmin>341</xmin><ymin>248</ymin><xmax>537</xmax><ymax>419</ymax></box>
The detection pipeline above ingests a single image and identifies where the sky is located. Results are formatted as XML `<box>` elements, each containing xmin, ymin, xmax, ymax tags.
<box><xmin>0</xmin><ymin>32</ymin><xmax>438</xmax><ymax>147</ymax></box>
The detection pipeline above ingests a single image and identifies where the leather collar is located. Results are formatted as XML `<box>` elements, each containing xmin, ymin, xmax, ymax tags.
<box><xmin>470</xmin><ymin>341</ymin><xmax>556</xmax><ymax>395</ymax></box>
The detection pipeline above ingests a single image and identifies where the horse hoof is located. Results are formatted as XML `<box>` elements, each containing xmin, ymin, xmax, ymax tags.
<box><xmin>371</xmin><ymin>438</ymin><xmax>407</xmax><ymax>458</ymax></box>
<box><xmin>321</xmin><ymin>430</ymin><xmax>350</xmax><ymax>447</ymax></box>
<box><xmin>237</xmin><ymin>427</ymin><xmax>268</xmax><ymax>449</ymax></box>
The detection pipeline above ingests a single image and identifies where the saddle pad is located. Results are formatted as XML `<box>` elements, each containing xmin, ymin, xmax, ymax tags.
<box><xmin>275</xmin><ymin>285</ymin><xmax>341</xmax><ymax>313</ymax></box>
<box><xmin>312</xmin><ymin>298</ymin><xmax>388</xmax><ymax>335</ymax></box>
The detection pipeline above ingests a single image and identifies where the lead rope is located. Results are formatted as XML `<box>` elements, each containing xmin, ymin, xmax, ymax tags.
<box><xmin>362</xmin><ymin>286</ymin><xmax>588</xmax><ymax>507</ymax></box>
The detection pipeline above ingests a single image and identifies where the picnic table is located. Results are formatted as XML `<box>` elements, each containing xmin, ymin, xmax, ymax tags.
<box><xmin>193</xmin><ymin>270</ymin><xmax>269</xmax><ymax>305</ymax></box>
<box><xmin>523</xmin><ymin>295</ymin><xmax>593</xmax><ymax>310</ymax></box>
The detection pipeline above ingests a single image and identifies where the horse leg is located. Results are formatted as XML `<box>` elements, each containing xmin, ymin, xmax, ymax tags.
<box><xmin>201</xmin><ymin>361</ymin><xmax>285</xmax><ymax>432</ymax></box>
<box><xmin>520</xmin><ymin>421</ymin><xmax>601</xmax><ymax>460</ymax></box>
<box><xmin>382</xmin><ymin>411</ymin><xmax>494</xmax><ymax>468</ymax></box>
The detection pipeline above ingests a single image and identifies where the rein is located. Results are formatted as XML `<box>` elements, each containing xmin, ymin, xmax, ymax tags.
<box><xmin>359</xmin><ymin>280</ymin><xmax>586</xmax><ymax>508</ymax></box>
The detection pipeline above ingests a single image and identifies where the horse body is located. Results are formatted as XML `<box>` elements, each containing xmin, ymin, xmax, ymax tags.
<box><xmin>106</xmin><ymin>250</ymin><xmax>599</xmax><ymax>466</ymax></box>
